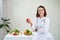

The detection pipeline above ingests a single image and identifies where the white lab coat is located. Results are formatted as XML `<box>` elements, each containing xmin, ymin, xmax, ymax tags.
<box><xmin>32</xmin><ymin>17</ymin><xmax>54</xmax><ymax>40</ymax></box>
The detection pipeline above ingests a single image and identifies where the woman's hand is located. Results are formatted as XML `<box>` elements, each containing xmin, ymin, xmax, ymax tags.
<box><xmin>26</xmin><ymin>18</ymin><xmax>32</xmax><ymax>26</ymax></box>
<box><xmin>33</xmin><ymin>29</ymin><xmax>38</xmax><ymax>32</ymax></box>
<box><xmin>26</xmin><ymin>18</ymin><xmax>31</xmax><ymax>24</ymax></box>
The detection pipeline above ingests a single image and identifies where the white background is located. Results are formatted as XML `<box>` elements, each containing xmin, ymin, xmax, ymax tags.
<box><xmin>0</xmin><ymin>0</ymin><xmax>60</xmax><ymax>40</ymax></box>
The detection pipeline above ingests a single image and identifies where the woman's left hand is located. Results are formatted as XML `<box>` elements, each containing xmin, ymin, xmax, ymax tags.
<box><xmin>33</xmin><ymin>29</ymin><xmax>38</xmax><ymax>32</ymax></box>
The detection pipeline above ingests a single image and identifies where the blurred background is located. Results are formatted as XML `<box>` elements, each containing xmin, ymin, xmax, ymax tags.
<box><xmin>0</xmin><ymin>0</ymin><xmax>60</xmax><ymax>40</ymax></box>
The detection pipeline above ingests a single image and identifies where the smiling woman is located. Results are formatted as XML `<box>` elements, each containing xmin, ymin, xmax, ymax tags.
<box><xmin>26</xmin><ymin>5</ymin><xmax>54</xmax><ymax>40</ymax></box>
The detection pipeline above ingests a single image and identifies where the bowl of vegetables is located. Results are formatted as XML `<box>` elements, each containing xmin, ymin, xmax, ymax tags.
<box><xmin>23</xmin><ymin>29</ymin><xmax>32</xmax><ymax>35</ymax></box>
<box><xmin>9</xmin><ymin>29</ymin><xmax>20</xmax><ymax>36</ymax></box>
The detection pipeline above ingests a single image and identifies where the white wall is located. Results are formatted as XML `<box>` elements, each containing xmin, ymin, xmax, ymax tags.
<box><xmin>0</xmin><ymin>0</ymin><xmax>3</xmax><ymax>40</ymax></box>
<box><xmin>0</xmin><ymin>0</ymin><xmax>3</xmax><ymax>20</ymax></box>
<box><xmin>0</xmin><ymin>0</ymin><xmax>7</xmax><ymax>40</ymax></box>
<box><xmin>3</xmin><ymin>0</ymin><xmax>60</xmax><ymax>40</ymax></box>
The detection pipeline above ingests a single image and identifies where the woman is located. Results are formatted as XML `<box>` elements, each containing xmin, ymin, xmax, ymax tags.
<box><xmin>26</xmin><ymin>5</ymin><xmax>54</xmax><ymax>40</ymax></box>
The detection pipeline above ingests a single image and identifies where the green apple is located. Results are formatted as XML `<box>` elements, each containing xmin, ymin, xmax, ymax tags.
<box><xmin>29</xmin><ymin>31</ymin><xmax>32</xmax><ymax>35</ymax></box>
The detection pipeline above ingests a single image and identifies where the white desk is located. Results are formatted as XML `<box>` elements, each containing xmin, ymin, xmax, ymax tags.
<box><xmin>4</xmin><ymin>34</ymin><xmax>33</xmax><ymax>40</ymax></box>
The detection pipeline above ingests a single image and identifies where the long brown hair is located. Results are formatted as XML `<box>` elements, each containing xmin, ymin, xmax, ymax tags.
<box><xmin>36</xmin><ymin>5</ymin><xmax>47</xmax><ymax>17</ymax></box>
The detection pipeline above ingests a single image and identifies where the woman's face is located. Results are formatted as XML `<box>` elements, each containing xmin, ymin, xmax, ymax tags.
<box><xmin>38</xmin><ymin>7</ymin><xmax>44</xmax><ymax>16</ymax></box>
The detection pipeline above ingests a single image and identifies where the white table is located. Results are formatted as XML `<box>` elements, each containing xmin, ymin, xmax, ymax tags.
<box><xmin>4</xmin><ymin>34</ymin><xmax>33</xmax><ymax>40</ymax></box>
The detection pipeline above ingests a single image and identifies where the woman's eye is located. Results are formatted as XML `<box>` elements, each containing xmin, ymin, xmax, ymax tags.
<box><xmin>38</xmin><ymin>10</ymin><xmax>43</xmax><ymax>11</ymax></box>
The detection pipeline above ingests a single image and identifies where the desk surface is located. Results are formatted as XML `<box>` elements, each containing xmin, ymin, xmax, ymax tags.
<box><xmin>4</xmin><ymin>33</ymin><xmax>34</xmax><ymax>40</ymax></box>
<box><xmin>5</xmin><ymin>33</ymin><xmax>33</xmax><ymax>37</ymax></box>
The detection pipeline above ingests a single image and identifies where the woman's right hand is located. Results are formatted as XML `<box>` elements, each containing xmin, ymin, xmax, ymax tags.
<box><xmin>26</xmin><ymin>18</ymin><xmax>31</xmax><ymax>24</ymax></box>
<box><xmin>26</xmin><ymin>18</ymin><xmax>32</xmax><ymax>26</ymax></box>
